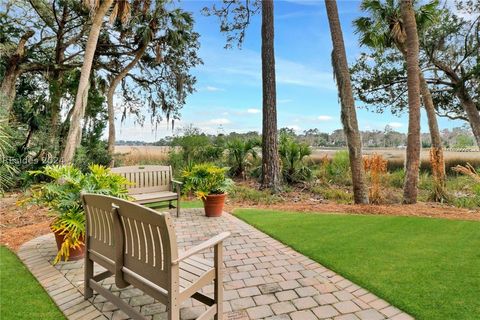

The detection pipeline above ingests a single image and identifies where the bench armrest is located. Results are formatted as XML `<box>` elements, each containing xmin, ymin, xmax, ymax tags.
<box><xmin>172</xmin><ymin>232</ymin><xmax>230</xmax><ymax>265</ymax></box>
<box><xmin>171</xmin><ymin>179</ymin><xmax>183</xmax><ymax>185</ymax></box>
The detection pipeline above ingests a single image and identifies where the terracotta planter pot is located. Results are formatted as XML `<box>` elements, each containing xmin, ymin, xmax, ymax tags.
<box><xmin>202</xmin><ymin>193</ymin><xmax>226</xmax><ymax>217</ymax></box>
<box><xmin>53</xmin><ymin>231</ymin><xmax>85</xmax><ymax>261</ymax></box>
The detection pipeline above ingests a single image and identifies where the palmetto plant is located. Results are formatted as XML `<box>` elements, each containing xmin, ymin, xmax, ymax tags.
<box><xmin>26</xmin><ymin>164</ymin><xmax>131</xmax><ymax>263</ymax></box>
<box><xmin>226</xmin><ymin>137</ymin><xmax>261</xmax><ymax>179</ymax></box>
<box><xmin>0</xmin><ymin>112</ymin><xmax>17</xmax><ymax>194</ymax></box>
<box><xmin>279</xmin><ymin>133</ymin><xmax>312</xmax><ymax>184</ymax></box>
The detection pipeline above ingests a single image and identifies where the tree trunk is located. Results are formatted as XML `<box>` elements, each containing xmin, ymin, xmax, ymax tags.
<box><xmin>430</xmin><ymin>58</ymin><xmax>480</xmax><ymax>148</ymax></box>
<box><xmin>456</xmin><ymin>90</ymin><xmax>480</xmax><ymax>148</ymax></box>
<box><xmin>401</xmin><ymin>0</ymin><xmax>422</xmax><ymax>204</ymax></box>
<box><xmin>49</xmin><ymin>5</ymin><xmax>69</xmax><ymax>149</ymax></box>
<box><xmin>0</xmin><ymin>30</ymin><xmax>35</xmax><ymax>115</ymax></box>
<box><xmin>107</xmin><ymin>45</ymin><xmax>148</xmax><ymax>165</ymax></box>
<box><xmin>397</xmin><ymin>41</ymin><xmax>446</xmax><ymax>200</ymax></box>
<box><xmin>260</xmin><ymin>0</ymin><xmax>281</xmax><ymax>191</ymax></box>
<box><xmin>419</xmin><ymin>73</ymin><xmax>447</xmax><ymax>201</ymax></box>
<box><xmin>324</xmin><ymin>0</ymin><xmax>369</xmax><ymax>204</ymax></box>
<box><xmin>61</xmin><ymin>0</ymin><xmax>114</xmax><ymax>164</ymax></box>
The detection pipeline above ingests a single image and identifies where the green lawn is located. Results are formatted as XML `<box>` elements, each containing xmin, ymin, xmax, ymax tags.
<box><xmin>235</xmin><ymin>209</ymin><xmax>480</xmax><ymax>320</ymax></box>
<box><xmin>0</xmin><ymin>246</ymin><xmax>65</xmax><ymax>319</ymax></box>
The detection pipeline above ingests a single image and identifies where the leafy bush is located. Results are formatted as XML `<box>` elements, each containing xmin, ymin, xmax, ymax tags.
<box><xmin>311</xmin><ymin>185</ymin><xmax>353</xmax><ymax>204</ymax></box>
<box><xmin>169</xmin><ymin>127</ymin><xmax>225</xmax><ymax>176</ymax></box>
<box><xmin>229</xmin><ymin>185</ymin><xmax>281</xmax><ymax>204</ymax></box>
<box><xmin>450</xmin><ymin>164</ymin><xmax>480</xmax><ymax>208</ymax></box>
<box><xmin>279</xmin><ymin>133</ymin><xmax>312</xmax><ymax>184</ymax></box>
<box><xmin>317</xmin><ymin>151</ymin><xmax>351</xmax><ymax>185</ymax></box>
<box><xmin>226</xmin><ymin>137</ymin><xmax>261</xmax><ymax>178</ymax></box>
<box><xmin>73</xmin><ymin>141</ymin><xmax>112</xmax><ymax>172</ymax></box>
<box><xmin>25</xmin><ymin>164</ymin><xmax>131</xmax><ymax>262</ymax></box>
<box><xmin>387</xmin><ymin>169</ymin><xmax>405</xmax><ymax>188</ymax></box>
<box><xmin>182</xmin><ymin>163</ymin><xmax>234</xmax><ymax>199</ymax></box>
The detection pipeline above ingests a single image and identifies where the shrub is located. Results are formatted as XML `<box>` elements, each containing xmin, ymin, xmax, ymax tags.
<box><xmin>182</xmin><ymin>163</ymin><xmax>234</xmax><ymax>199</ymax></box>
<box><xmin>387</xmin><ymin>169</ymin><xmax>405</xmax><ymax>188</ymax></box>
<box><xmin>24</xmin><ymin>164</ymin><xmax>131</xmax><ymax>263</ymax></box>
<box><xmin>279</xmin><ymin>133</ymin><xmax>312</xmax><ymax>184</ymax></box>
<box><xmin>229</xmin><ymin>185</ymin><xmax>281</xmax><ymax>204</ymax></box>
<box><xmin>225</xmin><ymin>137</ymin><xmax>261</xmax><ymax>178</ymax></box>
<box><xmin>450</xmin><ymin>164</ymin><xmax>480</xmax><ymax>208</ymax></box>
<box><xmin>169</xmin><ymin>128</ymin><xmax>226</xmax><ymax>176</ymax></box>
<box><xmin>73</xmin><ymin>141</ymin><xmax>112</xmax><ymax>172</ymax></box>
<box><xmin>311</xmin><ymin>185</ymin><xmax>353</xmax><ymax>204</ymax></box>
<box><xmin>363</xmin><ymin>154</ymin><xmax>387</xmax><ymax>204</ymax></box>
<box><xmin>318</xmin><ymin>151</ymin><xmax>351</xmax><ymax>185</ymax></box>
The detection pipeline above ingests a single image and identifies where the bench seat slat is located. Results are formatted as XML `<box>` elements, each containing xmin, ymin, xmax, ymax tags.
<box><xmin>132</xmin><ymin>192</ymin><xmax>178</xmax><ymax>203</ymax></box>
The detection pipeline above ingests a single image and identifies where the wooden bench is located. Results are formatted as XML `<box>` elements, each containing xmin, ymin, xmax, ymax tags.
<box><xmin>81</xmin><ymin>193</ymin><xmax>230</xmax><ymax>320</ymax></box>
<box><xmin>111</xmin><ymin>165</ymin><xmax>182</xmax><ymax>217</ymax></box>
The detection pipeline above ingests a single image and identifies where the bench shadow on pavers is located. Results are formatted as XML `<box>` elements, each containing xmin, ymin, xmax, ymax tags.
<box><xmin>111</xmin><ymin>165</ymin><xmax>182</xmax><ymax>217</ymax></box>
<box><xmin>82</xmin><ymin>194</ymin><xmax>230</xmax><ymax>320</ymax></box>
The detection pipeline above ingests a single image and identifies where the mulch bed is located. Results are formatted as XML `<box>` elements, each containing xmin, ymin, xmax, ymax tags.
<box><xmin>0</xmin><ymin>192</ymin><xmax>52</xmax><ymax>251</ymax></box>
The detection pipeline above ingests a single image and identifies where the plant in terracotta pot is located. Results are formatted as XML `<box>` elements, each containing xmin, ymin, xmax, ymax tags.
<box><xmin>24</xmin><ymin>164</ymin><xmax>130</xmax><ymax>263</ymax></box>
<box><xmin>182</xmin><ymin>163</ymin><xmax>234</xmax><ymax>217</ymax></box>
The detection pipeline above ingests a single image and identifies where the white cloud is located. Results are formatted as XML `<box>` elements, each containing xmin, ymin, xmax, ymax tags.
<box><xmin>247</xmin><ymin>108</ymin><xmax>261</xmax><ymax>114</ymax></box>
<box><xmin>388</xmin><ymin>122</ymin><xmax>403</xmax><ymax>128</ymax></box>
<box><xmin>318</xmin><ymin>115</ymin><xmax>333</xmax><ymax>121</ymax></box>
<box><xmin>206</xmin><ymin>118</ymin><xmax>231</xmax><ymax>125</ymax></box>
<box><xmin>286</xmin><ymin>125</ymin><xmax>301</xmax><ymax>131</ymax></box>
<box><xmin>204</xmin><ymin>86</ymin><xmax>223</xmax><ymax>92</ymax></box>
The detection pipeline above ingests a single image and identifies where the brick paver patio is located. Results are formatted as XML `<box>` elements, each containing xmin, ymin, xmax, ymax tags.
<box><xmin>18</xmin><ymin>209</ymin><xmax>413</xmax><ymax>320</ymax></box>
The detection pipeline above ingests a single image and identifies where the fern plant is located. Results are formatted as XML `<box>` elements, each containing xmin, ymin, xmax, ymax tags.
<box><xmin>25</xmin><ymin>164</ymin><xmax>131</xmax><ymax>263</ymax></box>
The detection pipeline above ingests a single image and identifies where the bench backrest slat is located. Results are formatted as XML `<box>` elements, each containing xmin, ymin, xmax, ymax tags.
<box><xmin>111</xmin><ymin>166</ymin><xmax>172</xmax><ymax>195</ymax></box>
<box><xmin>82</xmin><ymin>194</ymin><xmax>178</xmax><ymax>291</ymax></box>
<box><xmin>82</xmin><ymin>195</ymin><xmax>116</xmax><ymax>271</ymax></box>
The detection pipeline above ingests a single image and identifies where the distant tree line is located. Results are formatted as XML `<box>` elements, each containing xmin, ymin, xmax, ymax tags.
<box><xmin>144</xmin><ymin>125</ymin><xmax>476</xmax><ymax>149</ymax></box>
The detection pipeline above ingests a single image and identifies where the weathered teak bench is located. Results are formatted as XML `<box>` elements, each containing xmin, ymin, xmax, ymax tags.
<box><xmin>111</xmin><ymin>165</ymin><xmax>182</xmax><ymax>217</ymax></box>
<box><xmin>81</xmin><ymin>194</ymin><xmax>230</xmax><ymax>320</ymax></box>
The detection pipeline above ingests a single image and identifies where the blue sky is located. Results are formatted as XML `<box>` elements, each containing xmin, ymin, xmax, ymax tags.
<box><xmin>115</xmin><ymin>0</ymin><xmax>465</xmax><ymax>142</ymax></box>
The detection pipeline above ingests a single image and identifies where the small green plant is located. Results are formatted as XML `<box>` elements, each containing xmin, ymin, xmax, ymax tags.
<box><xmin>279</xmin><ymin>133</ymin><xmax>312</xmax><ymax>184</ymax></box>
<box><xmin>182</xmin><ymin>163</ymin><xmax>234</xmax><ymax>199</ymax></box>
<box><xmin>24</xmin><ymin>164</ymin><xmax>131</xmax><ymax>263</ymax></box>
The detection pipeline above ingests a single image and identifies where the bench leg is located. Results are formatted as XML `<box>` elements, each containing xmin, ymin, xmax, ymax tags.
<box><xmin>176</xmin><ymin>199</ymin><xmax>180</xmax><ymax>218</ymax></box>
<box><xmin>84</xmin><ymin>253</ymin><xmax>94</xmax><ymax>300</ymax></box>
<box><xmin>168</xmin><ymin>200</ymin><xmax>173</xmax><ymax>209</ymax></box>
<box><xmin>167</xmin><ymin>299</ymin><xmax>180</xmax><ymax>320</ymax></box>
<box><xmin>214</xmin><ymin>243</ymin><xmax>223</xmax><ymax>320</ymax></box>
